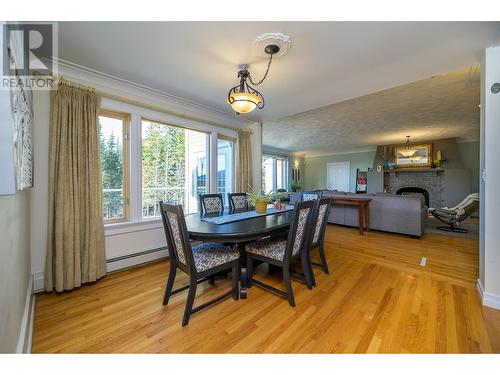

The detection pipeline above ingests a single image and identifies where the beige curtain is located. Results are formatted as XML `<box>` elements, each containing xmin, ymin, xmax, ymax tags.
<box><xmin>45</xmin><ymin>79</ymin><xmax>106</xmax><ymax>292</ymax></box>
<box><xmin>236</xmin><ymin>130</ymin><xmax>253</xmax><ymax>192</ymax></box>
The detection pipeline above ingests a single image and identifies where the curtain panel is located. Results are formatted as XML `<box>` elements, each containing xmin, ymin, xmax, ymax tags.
<box><xmin>45</xmin><ymin>80</ymin><xmax>106</xmax><ymax>292</ymax></box>
<box><xmin>236</xmin><ymin>130</ymin><xmax>253</xmax><ymax>192</ymax></box>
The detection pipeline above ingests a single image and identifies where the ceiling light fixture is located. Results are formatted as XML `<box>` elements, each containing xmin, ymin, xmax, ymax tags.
<box><xmin>399</xmin><ymin>136</ymin><xmax>417</xmax><ymax>157</ymax></box>
<box><xmin>227</xmin><ymin>44</ymin><xmax>280</xmax><ymax>114</ymax></box>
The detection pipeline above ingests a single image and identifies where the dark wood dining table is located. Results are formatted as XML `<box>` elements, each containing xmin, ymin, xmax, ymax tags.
<box><xmin>184</xmin><ymin>208</ymin><xmax>294</xmax><ymax>299</ymax></box>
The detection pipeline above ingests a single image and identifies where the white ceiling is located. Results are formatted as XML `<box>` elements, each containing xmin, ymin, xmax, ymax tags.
<box><xmin>58</xmin><ymin>22</ymin><xmax>500</xmax><ymax>123</ymax></box>
<box><xmin>263</xmin><ymin>67</ymin><xmax>480</xmax><ymax>156</ymax></box>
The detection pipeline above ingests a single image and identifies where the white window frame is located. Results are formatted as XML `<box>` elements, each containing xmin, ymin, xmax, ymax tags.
<box><xmin>100</xmin><ymin>98</ymin><xmax>237</xmax><ymax>234</ymax></box>
<box><xmin>217</xmin><ymin>135</ymin><xmax>236</xmax><ymax>206</ymax></box>
<box><xmin>262</xmin><ymin>153</ymin><xmax>289</xmax><ymax>192</ymax></box>
<box><xmin>98</xmin><ymin>109</ymin><xmax>131</xmax><ymax>224</ymax></box>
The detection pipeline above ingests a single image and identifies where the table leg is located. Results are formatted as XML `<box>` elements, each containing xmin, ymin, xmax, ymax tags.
<box><xmin>364</xmin><ymin>202</ymin><xmax>370</xmax><ymax>232</ymax></box>
<box><xmin>358</xmin><ymin>204</ymin><xmax>364</xmax><ymax>235</ymax></box>
<box><xmin>236</xmin><ymin>243</ymin><xmax>248</xmax><ymax>299</ymax></box>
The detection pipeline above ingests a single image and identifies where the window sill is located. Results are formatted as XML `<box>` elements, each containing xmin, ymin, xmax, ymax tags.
<box><xmin>104</xmin><ymin>219</ymin><xmax>163</xmax><ymax>237</ymax></box>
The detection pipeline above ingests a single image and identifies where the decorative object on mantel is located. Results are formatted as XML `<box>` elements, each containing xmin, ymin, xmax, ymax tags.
<box><xmin>227</xmin><ymin>33</ymin><xmax>291</xmax><ymax>114</ymax></box>
<box><xmin>394</xmin><ymin>139</ymin><xmax>432</xmax><ymax>169</ymax></box>
<box><xmin>435</xmin><ymin>150</ymin><xmax>444</xmax><ymax>167</ymax></box>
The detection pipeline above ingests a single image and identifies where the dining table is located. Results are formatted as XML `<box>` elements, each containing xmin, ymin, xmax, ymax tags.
<box><xmin>184</xmin><ymin>205</ymin><xmax>295</xmax><ymax>299</ymax></box>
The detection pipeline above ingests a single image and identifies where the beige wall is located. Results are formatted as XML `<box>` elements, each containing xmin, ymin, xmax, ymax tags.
<box><xmin>304</xmin><ymin>151</ymin><xmax>376</xmax><ymax>192</ymax></box>
<box><xmin>0</xmin><ymin>191</ymin><xmax>31</xmax><ymax>353</ymax></box>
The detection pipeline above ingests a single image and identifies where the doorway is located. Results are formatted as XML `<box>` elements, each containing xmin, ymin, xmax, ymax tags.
<box><xmin>327</xmin><ymin>162</ymin><xmax>350</xmax><ymax>192</ymax></box>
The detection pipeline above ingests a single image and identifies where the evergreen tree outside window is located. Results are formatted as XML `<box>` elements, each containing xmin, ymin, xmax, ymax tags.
<box><xmin>141</xmin><ymin>119</ymin><xmax>209</xmax><ymax>218</ymax></box>
<box><xmin>98</xmin><ymin>110</ymin><xmax>130</xmax><ymax>223</ymax></box>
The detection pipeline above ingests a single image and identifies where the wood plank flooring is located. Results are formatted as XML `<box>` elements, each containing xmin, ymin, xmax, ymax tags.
<box><xmin>32</xmin><ymin>224</ymin><xmax>500</xmax><ymax>353</ymax></box>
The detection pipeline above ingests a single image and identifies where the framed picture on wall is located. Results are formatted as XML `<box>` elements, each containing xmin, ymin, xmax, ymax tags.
<box><xmin>394</xmin><ymin>143</ymin><xmax>432</xmax><ymax>168</ymax></box>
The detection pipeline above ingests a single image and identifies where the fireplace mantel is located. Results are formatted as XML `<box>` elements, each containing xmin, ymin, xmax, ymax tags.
<box><xmin>384</xmin><ymin>167</ymin><xmax>443</xmax><ymax>173</ymax></box>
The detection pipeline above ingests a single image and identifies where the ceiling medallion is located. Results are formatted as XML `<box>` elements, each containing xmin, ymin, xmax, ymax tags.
<box><xmin>227</xmin><ymin>33</ymin><xmax>291</xmax><ymax>115</ymax></box>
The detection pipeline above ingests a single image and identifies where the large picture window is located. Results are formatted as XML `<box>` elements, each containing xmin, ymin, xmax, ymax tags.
<box><xmin>262</xmin><ymin>154</ymin><xmax>288</xmax><ymax>192</ymax></box>
<box><xmin>98</xmin><ymin>110</ymin><xmax>130</xmax><ymax>223</ymax></box>
<box><xmin>141</xmin><ymin>119</ymin><xmax>209</xmax><ymax>218</ymax></box>
<box><xmin>217</xmin><ymin>137</ymin><xmax>234</xmax><ymax>205</ymax></box>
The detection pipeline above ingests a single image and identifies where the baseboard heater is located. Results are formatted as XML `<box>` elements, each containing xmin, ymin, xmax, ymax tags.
<box><xmin>106</xmin><ymin>247</ymin><xmax>169</xmax><ymax>273</ymax></box>
<box><xmin>106</xmin><ymin>247</ymin><xmax>168</xmax><ymax>263</ymax></box>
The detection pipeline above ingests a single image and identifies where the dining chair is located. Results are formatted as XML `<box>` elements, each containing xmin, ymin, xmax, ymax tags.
<box><xmin>228</xmin><ymin>192</ymin><xmax>248</xmax><ymax>212</ymax></box>
<box><xmin>199</xmin><ymin>193</ymin><xmax>224</xmax><ymax>215</ymax></box>
<box><xmin>301</xmin><ymin>191</ymin><xmax>323</xmax><ymax>201</ymax></box>
<box><xmin>245</xmin><ymin>200</ymin><xmax>315</xmax><ymax>307</ymax></box>
<box><xmin>307</xmin><ymin>197</ymin><xmax>332</xmax><ymax>277</ymax></box>
<box><xmin>159</xmin><ymin>201</ymin><xmax>240</xmax><ymax>326</ymax></box>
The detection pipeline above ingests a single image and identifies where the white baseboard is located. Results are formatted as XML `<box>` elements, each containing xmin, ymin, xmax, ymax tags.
<box><xmin>33</xmin><ymin>272</ymin><xmax>44</xmax><ymax>293</ymax></box>
<box><xmin>32</xmin><ymin>248</ymin><xmax>168</xmax><ymax>292</ymax></box>
<box><xmin>17</xmin><ymin>275</ymin><xmax>35</xmax><ymax>353</ymax></box>
<box><xmin>477</xmin><ymin>278</ymin><xmax>500</xmax><ymax>310</ymax></box>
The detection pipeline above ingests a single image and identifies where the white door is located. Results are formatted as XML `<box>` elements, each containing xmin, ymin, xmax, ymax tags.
<box><xmin>327</xmin><ymin>162</ymin><xmax>350</xmax><ymax>192</ymax></box>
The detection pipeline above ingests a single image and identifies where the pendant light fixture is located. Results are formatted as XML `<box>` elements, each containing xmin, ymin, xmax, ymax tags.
<box><xmin>227</xmin><ymin>44</ymin><xmax>280</xmax><ymax>114</ymax></box>
<box><xmin>399</xmin><ymin>135</ymin><xmax>417</xmax><ymax>157</ymax></box>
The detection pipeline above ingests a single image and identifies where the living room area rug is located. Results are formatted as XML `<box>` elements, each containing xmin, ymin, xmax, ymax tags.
<box><xmin>425</xmin><ymin>216</ymin><xmax>479</xmax><ymax>239</ymax></box>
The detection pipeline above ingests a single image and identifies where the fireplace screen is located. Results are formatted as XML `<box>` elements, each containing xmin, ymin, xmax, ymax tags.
<box><xmin>394</xmin><ymin>143</ymin><xmax>432</xmax><ymax>168</ymax></box>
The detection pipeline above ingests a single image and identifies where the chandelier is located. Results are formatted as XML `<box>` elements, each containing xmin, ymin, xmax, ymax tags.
<box><xmin>399</xmin><ymin>136</ymin><xmax>417</xmax><ymax>158</ymax></box>
<box><xmin>227</xmin><ymin>44</ymin><xmax>280</xmax><ymax>114</ymax></box>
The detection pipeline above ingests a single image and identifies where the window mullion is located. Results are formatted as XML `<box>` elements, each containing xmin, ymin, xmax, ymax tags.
<box><xmin>209</xmin><ymin>132</ymin><xmax>218</xmax><ymax>194</ymax></box>
<box><xmin>129</xmin><ymin>113</ymin><xmax>141</xmax><ymax>222</ymax></box>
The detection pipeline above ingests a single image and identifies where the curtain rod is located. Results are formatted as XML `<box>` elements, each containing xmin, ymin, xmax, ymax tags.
<box><xmin>53</xmin><ymin>75</ymin><xmax>254</xmax><ymax>134</ymax></box>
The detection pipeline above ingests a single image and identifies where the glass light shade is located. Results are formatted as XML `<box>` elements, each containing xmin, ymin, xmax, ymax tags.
<box><xmin>400</xmin><ymin>148</ymin><xmax>417</xmax><ymax>157</ymax></box>
<box><xmin>227</xmin><ymin>92</ymin><xmax>260</xmax><ymax>114</ymax></box>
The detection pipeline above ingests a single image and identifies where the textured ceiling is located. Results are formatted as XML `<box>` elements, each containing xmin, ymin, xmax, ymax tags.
<box><xmin>263</xmin><ymin>67</ymin><xmax>481</xmax><ymax>157</ymax></box>
<box><xmin>57</xmin><ymin>22</ymin><xmax>499</xmax><ymax>122</ymax></box>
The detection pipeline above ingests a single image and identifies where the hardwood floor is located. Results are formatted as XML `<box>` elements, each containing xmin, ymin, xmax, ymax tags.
<box><xmin>32</xmin><ymin>224</ymin><xmax>500</xmax><ymax>353</ymax></box>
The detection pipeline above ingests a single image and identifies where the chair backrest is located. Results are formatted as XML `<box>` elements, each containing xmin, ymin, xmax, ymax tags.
<box><xmin>301</xmin><ymin>191</ymin><xmax>323</xmax><ymax>201</ymax></box>
<box><xmin>199</xmin><ymin>193</ymin><xmax>224</xmax><ymax>214</ymax></box>
<box><xmin>159</xmin><ymin>201</ymin><xmax>195</xmax><ymax>274</ymax></box>
<box><xmin>311</xmin><ymin>197</ymin><xmax>332</xmax><ymax>246</ymax></box>
<box><xmin>454</xmin><ymin>193</ymin><xmax>480</xmax><ymax>221</ymax></box>
<box><xmin>228</xmin><ymin>192</ymin><xmax>248</xmax><ymax>212</ymax></box>
<box><xmin>284</xmin><ymin>200</ymin><xmax>315</xmax><ymax>263</ymax></box>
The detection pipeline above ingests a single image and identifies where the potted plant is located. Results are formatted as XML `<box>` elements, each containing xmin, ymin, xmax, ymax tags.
<box><xmin>289</xmin><ymin>180</ymin><xmax>302</xmax><ymax>192</ymax></box>
<box><xmin>247</xmin><ymin>186</ymin><xmax>277</xmax><ymax>214</ymax></box>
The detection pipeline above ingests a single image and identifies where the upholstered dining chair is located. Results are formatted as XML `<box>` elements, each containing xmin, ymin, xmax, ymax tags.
<box><xmin>245</xmin><ymin>200</ymin><xmax>316</xmax><ymax>307</ymax></box>
<box><xmin>301</xmin><ymin>191</ymin><xmax>323</xmax><ymax>201</ymax></box>
<box><xmin>307</xmin><ymin>197</ymin><xmax>332</xmax><ymax>277</ymax></box>
<box><xmin>159</xmin><ymin>201</ymin><xmax>240</xmax><ymax>326</ymax></box>
<box><xmin>228</xmin><ymin>192</ymin><xmax>248</xmax><ymax>212</ymax></box>
<box><xmin>199</xmin><ymin>193</ymin><xmax>224</xmax><ymax>215</ymax></box>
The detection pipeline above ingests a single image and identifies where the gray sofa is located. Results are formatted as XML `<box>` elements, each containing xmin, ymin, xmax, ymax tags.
<box><xmin>290</xmin><ymin>190</ymin><xmax>427</xmax><ymax>237</ymax></box>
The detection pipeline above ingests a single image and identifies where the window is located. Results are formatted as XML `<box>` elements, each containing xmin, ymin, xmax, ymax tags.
<box><xmin>217</xmin><ymin>137</ymin><xmax>234</xmax><ymax>205</ymax></box>
<box><xmin>141</xmin><ymin>119</ymin><xmax>209</xmax><ymax>218</ymax></box>
<box><xmin>98</xmin><ymin>110</ymin><xmax>130</xmax><ymax>223</ymax></box>
<box><xmin>262</xmin><ymin>154</ymin><xmax>288</xmax><ymax>192</ymax></box>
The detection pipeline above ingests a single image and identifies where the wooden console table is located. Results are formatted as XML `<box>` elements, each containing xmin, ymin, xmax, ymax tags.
<box><xmin>331</xmin><ymin>197</ymin><xmax>372</xmax><ymax>235</ymax></box>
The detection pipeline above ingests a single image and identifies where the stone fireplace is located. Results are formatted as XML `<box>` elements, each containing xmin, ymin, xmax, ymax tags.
<box><xmin>368</xmin><ymin>138</ymin><xmax>475</xmax><ymax>208</ymax></box>
<box><xmin>384</xmin><ymin>171</ymin><xmax>444</xmax><ymax>208</ymax></box>
<box><xmin>396</xmin><ymin>186</ymin><xmax>430</xmax><ymax>207</ymax></box>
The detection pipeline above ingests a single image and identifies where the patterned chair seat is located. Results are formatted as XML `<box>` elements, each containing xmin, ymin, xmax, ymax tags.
<box><xmin>192</xmin><ymin>242</ymin><xmax>240</xmax><ymax>272</ymax></box>
<box><xmin>246</xmin><ymin>239</ymin><xmax>287</xmax><ymax>261</ymax></box>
